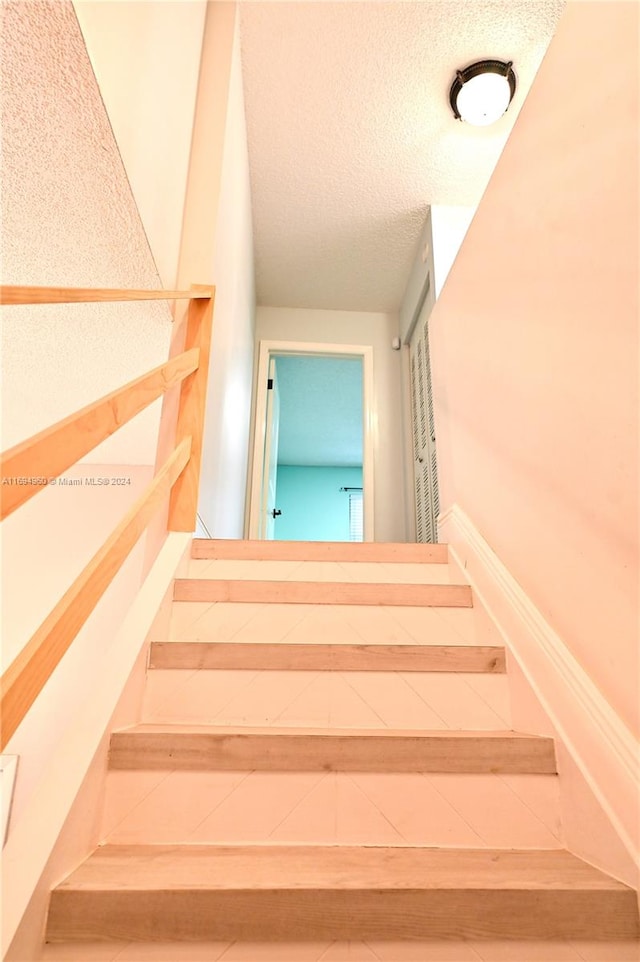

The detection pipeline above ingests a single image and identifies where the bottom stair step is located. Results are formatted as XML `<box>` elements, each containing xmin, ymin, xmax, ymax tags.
<box><xmin>47</xmin><ymin>845</ymin><xmax>639</xmax><ymax>942</ymax></box>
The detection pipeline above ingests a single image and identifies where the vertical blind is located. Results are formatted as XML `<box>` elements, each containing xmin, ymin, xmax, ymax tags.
<box><xmin>348</xmin><ymin>491</ymin><xmax>363</xmax><ymax>542</ymax></box>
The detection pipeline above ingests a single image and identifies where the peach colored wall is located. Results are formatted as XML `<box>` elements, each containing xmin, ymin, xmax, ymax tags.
<box><xmin>173</xmin><ymin>3</ymin><xmax>256</xmax><ymax>539</ymax></box>
<box><xmin>447</xmin><ymin>546</ymin><xmax>638</xmax><ymax>887</ymax></box>
<box><xmin>73</xmin><ymin>0</ymin><xmax>206</xmax><ymax>289</ymax></box>
<box><xmin>430</xmin><ymin>1</ymin><xmax>638</xmax><ymax>735</ymax></box>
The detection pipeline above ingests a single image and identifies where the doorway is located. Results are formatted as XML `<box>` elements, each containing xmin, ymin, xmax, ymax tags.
<box><xmin>249</xmin><ymin>340</ymin><xmax>374</xmax><ymax>541</ymax></box>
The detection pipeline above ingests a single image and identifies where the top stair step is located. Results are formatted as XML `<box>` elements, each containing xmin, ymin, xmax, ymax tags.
<box><xmin>192</xmin><ymin>539</ymin><xmax>448</xmax><ymax>563</ymax></box>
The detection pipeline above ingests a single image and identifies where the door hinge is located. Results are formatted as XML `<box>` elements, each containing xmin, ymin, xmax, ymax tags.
<box><xmin>267</xmin><ymin>378</ymin><xmax>274</xmax><ymax>390</ymax></box>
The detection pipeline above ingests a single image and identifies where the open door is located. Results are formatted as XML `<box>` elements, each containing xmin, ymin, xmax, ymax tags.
<box><xmin>259</xmin><ymin>357</ymin><xmax>281</xmax><ymax>539</ymax></box>
<box><xmin>249</xmin><ymin>340</ymin><xmax>374</xmax><ymax>541</ymax></box>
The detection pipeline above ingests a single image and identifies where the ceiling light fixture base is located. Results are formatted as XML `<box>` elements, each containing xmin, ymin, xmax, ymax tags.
<box><xmin>449</xmin><ymin>59</ymin><xmax>516</xmax><ymax>126</ymax></box>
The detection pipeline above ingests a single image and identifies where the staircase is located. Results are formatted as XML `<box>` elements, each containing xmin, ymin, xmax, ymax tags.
<box><xmin>44</xmin><ymin>540</ymin><xmax>639</xmax><ymax>953</ymax></box>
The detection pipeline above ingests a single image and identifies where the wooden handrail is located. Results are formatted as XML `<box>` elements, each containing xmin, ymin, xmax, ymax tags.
<box><xmin>0</xmin><ymin>282</ymin><xmax>215</xmax><ymax>748</ymax></box>
<box><xmin>0</xmin><ymin>437</ymin><xmax>192</xmax><ymax>750</ymax></box>
<box><xmin>0</xmin><ymin>348</ymin><xmax>200</xmax><ymax>521</ymax></box>
<box><xmin>168</xmin><ymin>287</ymin><xmax>215</xmax><ymax>531</ymax></box>
<box><xmin>0</xmin><ymin>285</ymin><xmax>214</xmax><ymax>306</ymax></box>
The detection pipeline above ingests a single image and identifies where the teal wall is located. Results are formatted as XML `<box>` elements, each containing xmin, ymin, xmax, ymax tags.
<box><xmin>274</xmin><ymin>466</ymin><xmax>363</xmax><ymax>542</ymax></box>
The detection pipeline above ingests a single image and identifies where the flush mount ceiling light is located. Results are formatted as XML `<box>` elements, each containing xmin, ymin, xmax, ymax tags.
<box><xmin>449</xmin><ymin>60</ymin><xmax>516</xmax><ymax>127</ymax></box>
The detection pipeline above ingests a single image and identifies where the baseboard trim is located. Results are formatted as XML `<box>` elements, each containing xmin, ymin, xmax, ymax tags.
<box><xmin>439</xmin><ymin>504</ymin><xmax>639</xmax><ymax>871</ymax></box>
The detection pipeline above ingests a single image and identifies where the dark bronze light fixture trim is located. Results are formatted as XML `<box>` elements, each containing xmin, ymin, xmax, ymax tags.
<box><xmin>449</xmin><ymin>59</ymin><xmax>517</xmax><ymax>122</ymax></box>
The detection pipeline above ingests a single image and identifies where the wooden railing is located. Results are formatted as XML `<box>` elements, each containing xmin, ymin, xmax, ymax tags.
<box><xmin>0</xmin><ymin>284</ymin><xmax>215</xmax><ymax>749</ymax></box>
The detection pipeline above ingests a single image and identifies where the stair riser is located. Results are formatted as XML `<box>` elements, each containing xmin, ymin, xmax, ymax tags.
<box><xmin>149</xmin><ymin>643</ymin><xmax>506</xmax><ymax>673</ymax></box>
<box><xmin>109</xmin><ymin>732</ymin><xmax>556</xmax><ymax>774</ymax></box>
<box><xmin>188</xmin><ymin>560</ymin><xmax>453</xmax><ymax>584</ymax></box>
<box><xmin>173</xmin><ymin>580</ymin><xmax>473</xmax><ymax>607</ymax></box>
<box><xmin>101</xmin><ymin>771</ymin><xmax>563</xmax><ymax>848</ymax></box>
<box><xmin>142</xmin><ymin>667</ymin><xmax>511</xmax><ymax>729</ymax></box>
<box><xmin>47</xmin><ymin>889</ymin><xmax>640</xmax><ymax>941</ymax></box>
<box><xmin>191</xmin><ymin>540</ymin><xmax>449</xmax><ymax>563</ymax></box>
<box><xmin>168</xmin><ymin>601</ymin><xmax>478</xmax><ymax>647</ymax></box>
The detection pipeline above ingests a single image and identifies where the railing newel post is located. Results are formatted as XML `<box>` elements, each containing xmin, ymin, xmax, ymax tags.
<box><xmin>167</xmin><ymin>285</ymin><xmax>215</xmax><ymax>532</ymax></box>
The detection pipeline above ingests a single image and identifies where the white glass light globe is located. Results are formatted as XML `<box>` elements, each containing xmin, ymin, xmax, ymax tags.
<box><xmin>456</xmin><ymin>72</ymin><xmax>512</xmax><ymax>126</ymax></box>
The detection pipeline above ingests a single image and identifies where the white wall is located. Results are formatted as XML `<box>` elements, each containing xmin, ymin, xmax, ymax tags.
<box><xmin>431</xmin><ymin>205</ymin><xmax>477</xmax><ymax>298</ymax></box>
<box><xmin>200</xmin><ymin>11</ymin><xmax>256</xmax><ymax>538</ymax></box>
<box><xmin>254</xmin><ymin>307</ymin><xmax>407</xmax><ymax>543</ymax></box>
<box><xmin>73</xmin><ymin>0</ymin><xmax>207</xmax><ymax>289</ymax></box>
<box><xmin>167</xmin><ymin>3</ymin><xmax>256</xmax><ymax>539</ymax></box>
<box><xmin>399</xmin><ymin>210</ymin><xmax>435</xmax><ymax>345</ymax></box>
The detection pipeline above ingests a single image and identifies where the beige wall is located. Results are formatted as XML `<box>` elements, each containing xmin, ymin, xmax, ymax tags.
<box><xmin>255</xmin><ymin>307</ymin><xmax>408</xmax><ymax>543</ymax></box>
<box><xmin>73</xmin><ymin>0</ymin><xmax>207</xmax><ymax>289</ymax></box>
<box><xmin>430</xmin><ymin>1</ymin><xmax>638</xmax><ymax>734</ymax></box>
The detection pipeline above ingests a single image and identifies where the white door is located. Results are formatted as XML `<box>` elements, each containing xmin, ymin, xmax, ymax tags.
<box><xmin>409</xmin><ymin>299</ymin><xmax>439</xmax><ymax>543</ymax></box>
<box><xmin>260</xmin><ymin>357</ymin><xmax>281</xmax><ymax>539</ymax></box>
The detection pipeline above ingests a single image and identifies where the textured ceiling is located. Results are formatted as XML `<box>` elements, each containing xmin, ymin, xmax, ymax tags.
<box><xmin>275</xmin><ymin>356</ymin><xmax>363</xmax><ymax>466</ymax></box>
<box><xmin>240</xmin><ymin>0</ymin><xmax>565</xmax><ymax>312</ymax></box>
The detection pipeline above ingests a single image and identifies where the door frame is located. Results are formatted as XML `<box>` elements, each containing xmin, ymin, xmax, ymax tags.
<box><xmin>403</xmin><ymin>274</ymin><xmax>434</xmax><ymax>543</ymax></box>
<box><xmin>248</xmin><ymin>339</ymin><xmax>375</xmax><ymax>541</ymax></box>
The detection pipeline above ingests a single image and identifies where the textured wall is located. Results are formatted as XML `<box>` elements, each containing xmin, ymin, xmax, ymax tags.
<box><xmin>1</xmin><ymin>0</ymin><xmax>171</xmax><ymax>465</ymax></box>
<box><xmin>1</xmin><ymin>1</ymin><xmax>175</xmax><ymax>926</ymax></box>
<box><xmin>73</xmin><ymin>0</ymin><xmax>206</xmax><ymax>289</ymax></box>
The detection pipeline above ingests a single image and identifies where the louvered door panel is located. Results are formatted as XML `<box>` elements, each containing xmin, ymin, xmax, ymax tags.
<box><xmin>409</xmin><ymin>286</ymin><xmax>439</xmax><ymax>543</ymax></box>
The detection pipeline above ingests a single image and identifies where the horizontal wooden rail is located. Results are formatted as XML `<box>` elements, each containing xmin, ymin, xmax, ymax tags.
<box><xmin>0</xmin><ymin>437</ymin><xmax>192</xmax><ymax>751</ymax></box>
<box><xmin>0</xmin><ymin>348</ymin><xmax>200</xmax><ymax>521</ymax></box>
<box><xmin>0</xmin><ymin>285</ymin><xmax>214</xmax><ymax>306</ymax></box>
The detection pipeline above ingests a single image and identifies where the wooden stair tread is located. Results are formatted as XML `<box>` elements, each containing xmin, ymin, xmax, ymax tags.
<box><xmin>192</xmin><ymin>539</ymin><xmax>449</xmax><ymax>563</ymax></box>
<box><xmin>109</xmin><ymin>725</ymin><xmax>556</xmax><ymax>774</ymax></box>
<box><xmin>119</xmin><ymin>723</ymin><xmax>537</xmax><ymax>738</ymax></box>
<box><xmin>54</xmin><ymin>844</ymin><xmax>631</xmax><ymax>891</ymax></box>
<box><xmin>47</xmin><ymin>845</ymin><xmax>639</xmax><ymax>941</ymax></box>
<box><xmin>173</xmin><ymin>579</ymin><xmax>472</xmax><ymax>607</ymax></box>
<box><xmin>148</xmin><ymin>641</ymin><xmax>506</xmax><ymax>672</ymax></box>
